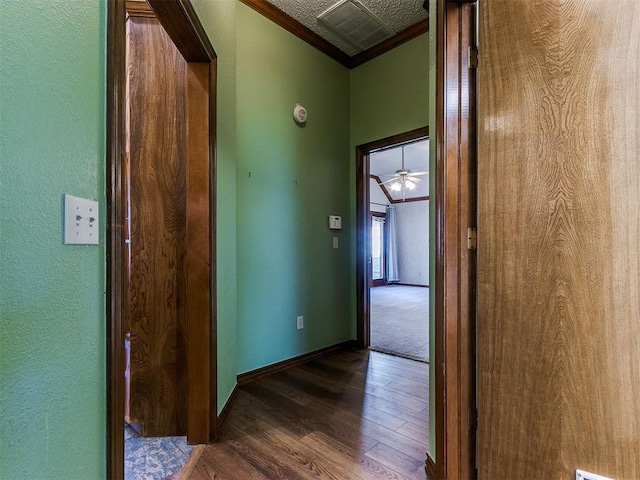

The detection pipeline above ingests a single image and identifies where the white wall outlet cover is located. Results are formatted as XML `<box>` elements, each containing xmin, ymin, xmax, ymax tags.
<box><xmin>293</xmin><ymin>103</ymin><xmax>307</xmax><ymax>124</ymax></box>
<box><xmin>576</xmin><ymin>469</ymin><xmax>614</xmax><ymax>480</ymax></box>
<box><xmin>329</xmin><ymin>215</ymin><xmax>342</xmax><ymax>230</ymax></box>
<box><xmin>64</xmin><ymin>194</ymin><xmax>99</xmax><ymax>245</ymax></box>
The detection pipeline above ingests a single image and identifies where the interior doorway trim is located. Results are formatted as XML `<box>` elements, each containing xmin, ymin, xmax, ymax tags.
<box><xmin>355</xmin><ymin>126</ymin><xmax>429</xmax><ymax>349</ymax></box>
<box><xmin>432</xmin><ymin>0</ymin><xmax>477</xmax><ymax>478</ymax></box>
<box><xmin>107</xmin><ymin>1</ymin><xmax>217</xmax><ymax>478</ymax></box>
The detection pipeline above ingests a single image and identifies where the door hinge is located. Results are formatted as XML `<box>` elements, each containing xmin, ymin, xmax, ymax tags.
<box><xmin>467</xmin><ymin>227</ymin><xmax>477</xmax><ymax>250</ymax></box>
<box><xmin>468</xmin><ymin>45</ymin><xmax>478</xmax><ymax>68</ymax></box>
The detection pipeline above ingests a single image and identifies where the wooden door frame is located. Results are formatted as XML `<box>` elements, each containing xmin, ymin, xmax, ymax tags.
<box><xmin>356</xmin><ymin>126</ymin><xmax>429</xmax><ymax>349</ymax></box>
<box><xmin>107</xmin><ymin>1</ymin><xmax>217</xmax><ymax>479</ymax></box>
<box><xmin>431</xmin><ymin>0</ymin><xmax>477</xmax><ymax>479</ymax></box>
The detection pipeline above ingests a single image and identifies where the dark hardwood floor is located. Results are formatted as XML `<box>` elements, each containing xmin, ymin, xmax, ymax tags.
<box><xmin>187</xmin><ymin>348</ymin><xmax>429</xmax><ymax>480</ymax></box>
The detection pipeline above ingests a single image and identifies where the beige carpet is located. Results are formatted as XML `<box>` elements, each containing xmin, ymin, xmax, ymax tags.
<box><xmin>370</xmin><ymin>285</ymin><xmax>429</xmax><ymax>362</ymax></box>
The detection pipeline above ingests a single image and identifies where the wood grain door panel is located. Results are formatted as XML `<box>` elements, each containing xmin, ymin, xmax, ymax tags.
<box><xmin>127</xmin><ymin>15</ymin><xmax>188</xmax><ymax>437</ymax></box>
<box><xmin>477</xmin><ymin>1</ymin><xmax>640</xmax><ymax>478</ymax></box>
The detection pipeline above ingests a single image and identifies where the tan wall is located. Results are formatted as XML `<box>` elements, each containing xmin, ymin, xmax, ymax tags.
<box><xmin>477</xmin><ymin>1</ymin><xmax>640</xmax><ymax>478</ymax></box>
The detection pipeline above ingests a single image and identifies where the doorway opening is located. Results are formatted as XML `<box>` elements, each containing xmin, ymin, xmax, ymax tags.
<box><xmin>356</xmin><ymin>127</ymin><xmax>429</xmax><ymax>360</ymax></box>
<box><xmin>107</xmin><ymin>1</ymin><xmax>217</xmax><ymax>479</ymax></box>
<box><xmin>363</xmin><ymin>134</ymin><xmax>430</xmax><ymax>362</ymax></box>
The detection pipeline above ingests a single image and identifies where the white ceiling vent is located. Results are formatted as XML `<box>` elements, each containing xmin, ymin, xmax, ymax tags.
<box><xmin>317</xmin><ymin>0</ymin><xmax>395</xmax><ymax>52</ymax></box>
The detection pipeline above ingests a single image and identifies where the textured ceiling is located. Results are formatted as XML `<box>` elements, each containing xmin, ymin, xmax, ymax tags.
<box><xmin>265</xmin><ymin>0</ymin><xmax>428</xmax><ymax>56</ymax></box>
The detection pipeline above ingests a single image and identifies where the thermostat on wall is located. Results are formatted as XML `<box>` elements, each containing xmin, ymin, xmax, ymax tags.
<box><xmin>329</xmin><ymin>215</ymin><xmax>342</xmax><ymax>230</ymax></box>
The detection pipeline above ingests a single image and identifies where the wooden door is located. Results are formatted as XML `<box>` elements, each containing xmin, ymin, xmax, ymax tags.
<box><xmin>126</xmin><ymin>12</ymin><xmax>188</xmax><ymax>437</ymax></box>
<box><xmin>477</xmin><ymin>1</ymin><xmax>640</xmax><ymax>478</ymax></box>
<box><xmin>109</xmin><ymin>1</ymin><xmax>216</xmax><ymax>475</ymax></box>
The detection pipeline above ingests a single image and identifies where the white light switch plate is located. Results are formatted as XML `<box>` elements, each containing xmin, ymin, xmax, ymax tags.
<box><xmin>576</xmin><ymin>469</ymin><xmax>614</xmax><ymax>480</ymax></box>
<box><xmin>64</xmin><ymin>194</ymin><xmax>99</xmax><ymax>245</ymax></box>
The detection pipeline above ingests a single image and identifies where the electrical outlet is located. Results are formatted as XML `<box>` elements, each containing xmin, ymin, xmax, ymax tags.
<box><xmin>576</xmin><ymin>470</ymin><xmax>614</xmax><ymax>480</ymax></box>
<box><xmin>296</xmin><ymin>316</ymin><xmax>304</xmax><ymax>330</ymax></box>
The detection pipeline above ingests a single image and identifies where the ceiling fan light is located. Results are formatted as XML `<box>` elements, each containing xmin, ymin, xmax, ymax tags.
<box><xmin>390</xmin><ymin>182</ymin><xmax>402</xmax><ymax>191</ymax></box>
<box><xmin>406</xmin><ymin>180</ymin><xmax>416</xmax><ymax>190</ymax></box>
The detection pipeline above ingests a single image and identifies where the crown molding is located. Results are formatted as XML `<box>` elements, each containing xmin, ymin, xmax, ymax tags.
<box><xmin>238</xmin><ymin>0</ymin><xmax>352</xmax><ymax>67</ymax></box>
<box><xmin>239</xmin><ymin>0</ymin><xmax>429</xmax><ymax>69</ymax></box>
<box><xmin>350</xmin><ymin>19</ymin><xmax>429</xmax><ymax>68</ymax></box>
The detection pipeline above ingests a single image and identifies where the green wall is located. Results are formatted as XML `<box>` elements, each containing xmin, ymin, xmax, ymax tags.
<box><xmin>0</xmin><ymin>1</ymin><xmax>106</xmax><ymax>478</ymax></box>
<box><xmin>235</xmin><ymin>4</ymin><xmax>352</xmax><ymax>373</ymax></box>
<box><xmin>349</xmin><ymin>35</ymin><xmax>430</xmax><ymax>339</ymax></box>
<box><xmin>0</xmin><ymin>1</ymin><xmax>430</xmax><ymax>476</ymax></box>
<box><xmin>350</xmin><ymin>35</ymin><xmax>429</xmax><ymax>148</ymax></box>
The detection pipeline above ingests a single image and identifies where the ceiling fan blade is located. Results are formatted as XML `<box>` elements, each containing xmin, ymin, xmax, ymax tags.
<box><xmin>409</xmin><ymin>170</ymin><xmax>429</xmax><ymax>176</ymax></box>
<box><xmin>379</xmin><ymin>177</ymin><xmax>399</xmax><ymax>185</ymax></box>
<box><xmin>407</xmin><ymin>177</ymin><xmax>423</xmax><ymax>184</ymax></box>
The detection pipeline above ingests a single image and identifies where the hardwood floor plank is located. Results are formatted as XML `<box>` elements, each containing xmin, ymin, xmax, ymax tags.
<box><xmin>299</xmin><ymin>431</ymin><xmax>413</xmax><ymax>480</ymax></box>
<box><xmin>396</xmin><ymin>421</ymin><xmax>430</xmax><ymax>447</ymax></box>
<box><xmin>354</xmin><ymin>415</ymin><xmax>430</xmax><ymax>463</ymax></box>
<box><xmin>251</xmin><ymin>358</ymin><xmax>429</xmax><ymax>459</ymax></box>
<box><xmin>186</xmin><ymin>457</ymin><xmax>219</xmax><ymax>480</ymax></box>
<box><xmin>365</xmin><ymin>360</ymin><xmax>430</xmax><ymax>384</ymax></box>
<box><xmin>308</xmin><ymin>356</ymin><xmax>419</xmax><ymax>389</ymax></box>
<box><xmin>240</xmin><ymin>382</ymin><xmax>380</xmax><ymax>454</ymax></box>
<box><xmin>321</xmin><ymin>350</ymin><xmax>427</xmax><ymax>382</ymax></box>
<box><xmin>362</xmin><ymin>382</ymin><xmax>429</xmax><ymax>412</ymax></box>
<box><xmin>226</xmin><ymin>407</ymin><xmax>377</xmax><ymax>480</ymax></box>
<box><xmin>258</xmin><ymin>375</ymin><xmax>319</xmax><ymax>405</ymax></box>
<box><xmin>232</xmin><ymin>388</ymin><xmax>313</xmax><ymax>438</ymax></box>
<box><xmin>360</xmin><ymin>403</ymin><xmax>408</xmax><ymax>431</ymax></box>
<box><xmin>265</xmin><ymin>370</ymin><xmax>409</xmax><ymax>431</ymax></box>
<box><xmin>292</xmin><ymin>362</ymin><xmax>429</xmax><ymax>412</ymax></box>
<box><xmin>225</xmin><ymin>418</ymin><xmax>340</xmax><ymax>480</ymax></box>
<box><xmin>190</xmin><ymin>348</ymin><xmax>429</xmax><ymax>480</ymax></box>
<box><xmin>193</xmin><ymin>440</ymin><xmax>271</xmax><ymax>480</ymax></box>
<box><xmin>365</xmin><ymin>443</ymin><xmax>426</xmax><ymax>479</ymax></box>
<box><xmin>362</xmin><ymin>394</ymin><xmax>429</xmax><ymax>429</ymax></box>
<box><xmin>384</xmin><ymin>381</ymin><xmax>430</xmax><ymax>402</ymax></box>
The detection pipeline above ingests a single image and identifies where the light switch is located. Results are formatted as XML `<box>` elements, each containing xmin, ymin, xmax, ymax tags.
<box><xmin>329</xmin><ymin>215</ymin><xmax>342</xmax><ymax>230</ymax></box>
<box><xmin>64</xmin><ymin>194</ymin><xmax>99</xmax><ymax>245</ymax></box>
<box><xmin>333</xmin><ymin>236</ymin><xmax>339</xmax><ymax>249</ymax></box>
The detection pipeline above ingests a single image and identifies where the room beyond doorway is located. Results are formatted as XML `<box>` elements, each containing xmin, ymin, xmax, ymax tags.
<box><xmin>368</xmin><ymin>137</ymin><xmax>429</xmax><ymax>362</ymax></box>
<box><xmin>355</xmin><ymin>127</ymin><xmax>429</xmax><ymax>357</ymax></box>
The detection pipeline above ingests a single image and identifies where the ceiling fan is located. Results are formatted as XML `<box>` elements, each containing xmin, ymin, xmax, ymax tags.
<box><xmin>378</xmin><ymin>145</ymin><xmax>429</xmax><ymax>193</ymax></box>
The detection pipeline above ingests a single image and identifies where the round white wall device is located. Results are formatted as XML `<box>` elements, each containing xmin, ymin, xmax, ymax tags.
<box><xmin>293</xmin><ymin>103</ymin><xmax>307</xmax><ymax>124</ymax></box>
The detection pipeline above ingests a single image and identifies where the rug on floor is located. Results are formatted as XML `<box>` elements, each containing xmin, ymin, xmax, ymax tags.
<box><xmin>370</xmin><ymin>284</ymin><xmax>429</xmax><ymax>362</ymax></box>
<box><xmin>125</xmin><ymin>424</ymin><xmax>194</xmax><ymax>480</ymax></box>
